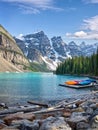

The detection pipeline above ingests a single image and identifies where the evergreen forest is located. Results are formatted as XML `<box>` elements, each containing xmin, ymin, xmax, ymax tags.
<box><xmin>56</xmin><ymin>48</ymin><xmax>98</xmax><ymax>76</ymax></box>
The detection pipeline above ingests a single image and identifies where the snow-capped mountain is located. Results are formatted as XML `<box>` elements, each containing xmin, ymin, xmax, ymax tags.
<box><xmin>15</xmin><ymin>31</ymin><xmax>98</xmax><ymax>71</ymax></box>
<box><xmin>15</xmin><ymin>31</ymin><xmax>58</xmax><ymax>70</ymax></box>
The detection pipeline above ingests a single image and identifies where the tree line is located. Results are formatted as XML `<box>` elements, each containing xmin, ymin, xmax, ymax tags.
<box><xmin>56</xmin><ymin>48</ymin><xmax>98</xmax><ymax>76</ymax></box>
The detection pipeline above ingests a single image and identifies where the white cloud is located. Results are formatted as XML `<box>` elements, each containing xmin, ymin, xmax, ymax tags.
<box><xmin>2</xmin><ymin>0</ymin><xmax>52</xmax><ymax>6</ymax></box>
<box><xmin>66</xmin><ymin>15</ymin><xmax>98</xmax><ymax>40</ymax></box>
<box><xmin>83</xmin><ymin>0</ymin><xmax>98</xmax><ymax>4</ymax></box>
<box><xmin>1</xmin><ymin>0</ymin><xmax>63</xmax><ymax>14</ymax></box>
<box><xmin>74</xmin><ymin>31</ymin><xmax>87</xmax><ymax>37</ymax></box>
<box><xmin>90</xmin><ymin>0</ymin><xmax>98</xmax><ymax>3</ymax></box>
<box><xmin>66</xmin><ymin>31</ymin><xmax>98</xmax><ymax>40</ymax></box>
<box><xmin>66</xmin><ymin>31</ymin><xmax>88</xmax><ymax>39</ymax></box>
<box><xmin>82</xmin><ymin>15</ymin><xmax>98</xmax><ymax>31</ymax></box>
<box><xmin>18</xmin><ymin>4</ymin><xmax>40</xmax><ymax>14</ymax></box>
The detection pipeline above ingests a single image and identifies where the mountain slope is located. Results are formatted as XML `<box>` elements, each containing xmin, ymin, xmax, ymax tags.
<box><xmin>0</xmin><ymin>56</ymin><xmax>22</xmax><ymax>72</ymax></box>
<box><xmin>0</xmin><ymin>25</ymin><xmax>30</xmax><ymax>72</ymax></box>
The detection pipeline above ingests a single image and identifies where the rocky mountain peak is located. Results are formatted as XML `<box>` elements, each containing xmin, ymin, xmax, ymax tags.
<box><xmin>80</xmin><ymin>41</ymin><xmax>86</xmax><ymax>48</ymax></box>
<box><xmin>51</xmin><ymin>36</ymin><xmax>67</xmax><ymax>58</ymax></box>
<box><xmin>68</xmin><ymin>41</ymin><xmax>77</xmax><ymax>46</ymax></box>
<box><xmin>51</xmin><ymin>36</ymin><xmax>64</xmax><ymax>47</ymax></box>
<box><xmin>35</xmin><ymin>31</ymin><xmax>45</xmax><ymax>35</ymax></box>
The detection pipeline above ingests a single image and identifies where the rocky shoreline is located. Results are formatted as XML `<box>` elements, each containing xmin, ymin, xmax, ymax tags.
<box><xmin>0</xmin><ymin>90</ymin><xmax>98</xmax><ymax>130</ymax></box>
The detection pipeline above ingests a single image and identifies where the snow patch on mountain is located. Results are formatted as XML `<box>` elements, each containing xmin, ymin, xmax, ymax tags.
<box><xmin>66</xmin><ymin>51</ymin><xmax>72</xmax><ymax>59</ymax></box>
<box><xmin>16</xmin><ymin>34</ymin><xmax>24</xmax><ymax>41</ymax></box>
<box><xmin>41</xmin><ymin>56</ymin><xmax>57</xmax><ymax>70</ymax></box>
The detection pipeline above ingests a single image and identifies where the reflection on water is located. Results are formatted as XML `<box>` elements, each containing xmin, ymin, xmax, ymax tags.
<box><xmin>0</xmin><ymin>72</ymin><xmax>96</xmax><ymax>104</ymax></box>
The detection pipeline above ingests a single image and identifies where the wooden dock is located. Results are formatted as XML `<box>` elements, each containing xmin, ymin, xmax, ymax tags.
<box><xmin>59</xmin><ymin>83</ymin><xmax>98</xmax><ymax>89</ymax></box>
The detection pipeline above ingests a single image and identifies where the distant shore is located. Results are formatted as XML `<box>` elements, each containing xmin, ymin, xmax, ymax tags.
<box><xmin>56</xmin><ymin>73</ymin><xmax>98</xmax><ymax>79</ymax></box>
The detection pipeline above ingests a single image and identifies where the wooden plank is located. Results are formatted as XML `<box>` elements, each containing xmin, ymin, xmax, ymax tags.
<box><xmin>0</xmin><ymin>105</ymin><xmax>41</xmax><ymax>116</ymax></box>
<box><xmin>55</xmin><ymin>99</ymin><xmax>81</xmax><ymax>108</ymax></box>
<box><xmin>30</xmin><ymin>99</ymin><xmax>84</xmax><ymax>115</ymax></box>
<box><xmin>32</xmin><ymin>108</ymin><xmax>64</xmax><ymax>114</ymax></box>
<box><xmin>27</xmin><ymin>101</ymin><xmax>49</xmax><ymax>108</ymax></box>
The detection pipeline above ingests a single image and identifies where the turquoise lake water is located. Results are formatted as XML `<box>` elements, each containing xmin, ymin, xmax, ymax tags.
<box><xmin>0</xmin><ymin>72</ymin><xmax>95</xmax><ymax>104</ymax></box>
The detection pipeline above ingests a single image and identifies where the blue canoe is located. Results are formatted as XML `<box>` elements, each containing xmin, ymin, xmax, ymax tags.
<box><xmin>85</xmin><ymin>79</ymin><xmax>96</xmax><ymax>83</ymax></box>
<box><xmin>79</xmin><ymin>80</ymin><xmax>92</xmax><ymax>85</ymax></box>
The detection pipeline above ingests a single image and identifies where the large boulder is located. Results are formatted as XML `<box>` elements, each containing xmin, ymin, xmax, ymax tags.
<box><xmin>67</xmin><ymin>112</ymin><xmax>89</xmax><ymax>129</ymax></box>
<box><xmin>39</xmin><ymin>116</ymin><xmax>72</xmax><ymax>130</ymax></box>
<box><xmin>19</xmin><ymin>120</ymin><xmax>39</xmax><ymax>130</ymax></box>
<box><xmin>3</xmin><ymin>112</ymin><xmax>35</xmax><ymax>125</ymax></box>
<box><xmin>88</xmin><ymin>115</ymin><xmax>98</xmax><ymax>130</ymax></box>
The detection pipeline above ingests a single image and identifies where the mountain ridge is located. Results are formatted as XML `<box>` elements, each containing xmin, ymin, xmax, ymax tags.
<box><xmin>15</xmin><ymin>31</ymin><xmax>98</xmax><ymax>71</ymax></box>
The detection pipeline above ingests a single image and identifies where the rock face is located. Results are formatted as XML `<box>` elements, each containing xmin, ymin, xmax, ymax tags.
<box><xmin>51</xmin><ymin>36</ymin><xmax>67</xmax><ymax>57</ymax></box>
<box><xmin>67</xmin><ymin>41</ymin><xmax>82</xmax><ymax>56</ymax></box>
<box><xmin>51</xmin><ymin>36</ymin><xmax>69</xmax><ymax>62</ymax></box>
<box><xmin>0</xmin><ymin>25</ymin><xmax>30</xmax><ymax>72</ymax></box>
<box><xmin>15</xmin><ymin>31</ymin><xmax>98</xmax><ymax>71</ymax></box>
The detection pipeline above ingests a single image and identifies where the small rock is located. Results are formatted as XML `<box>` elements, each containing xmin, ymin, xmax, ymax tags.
<box><xmin>96</xmin><ymin>103</ymin><xmax>98</xmax><ymax>108</ymax></box>
<box><xmin>85</xmin><ymin>107</ymin><xmax>93</xmax><ymax>115</ymax></box>
<box><xmin>41</xmin><ymin>113</ymin><xmax>55</xmax><ymax>119</ymax></box>
<box><xmin>76</xmin><ymin>121</ymin><xmax>90</xmax><ymax>130</ymax></box>
<box><xmin>62</xmin><ymin>111</ymin><xmax>72</xmax><ymax>118</ymax></box>
<box><xmin>90</xmin><ymin>108</ymin><xmax>98</xmax><ymax>118</ymax></box>
<box><xmin>0</xmin><ymin>119</ymin><xmax>7</xmax><ymax>129</ymax></box>
<box><xmin>11</xmin><ymin>120</ymin><xmax>25</xmax><ymax>128</ymax></box>
<box><xmin>90</xmin><ymin>103</ymin><xmax>97</xmax><ymax>110</ymax></box>
<box><xmin>72</xmin><ymin>104</ymin><xmax>77</xmax><ymax>108</ymax></box>
<box><xmin>0</xmin><ymin>103</ymin><xmax>6</xmax><ymax>107</ymax></box>
<box><xmin>0</xmin><ymin>122</ymin><xmax>7</xmax><ymax>129</ymax></box>
<box><xmin>0</xmin><ymin>119</ymin><xmax>5</xmax><ymax>124</ymax></box>
<box><xmin>42</xmin><ymin>116</ymin><xmax>55</xmax><ymax>122</ymax></box>
<box><xmin>80</xmin><ymin>101</ymin><xmax>92</xmax><ymax>109</ymax></box>
<box><xmin>2</xmin><ymin>126</ymin><xmax>19</xmax><ymax>130</ymax></box>
<box><xmin>73</xmin><ymin>107</ymin><xmax>84</xmax><ymax>112</ymax></box>
<box><xmin>75</xmin><ymin>100</ymin><xmax>85</xmax><ymax>107</ymax></box>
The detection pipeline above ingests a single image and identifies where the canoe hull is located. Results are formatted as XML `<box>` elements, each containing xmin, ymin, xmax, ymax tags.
<box><xmin>59</xmin><ymin>83</ymin><xmax>98</xmax><ymax>89</ymax></box>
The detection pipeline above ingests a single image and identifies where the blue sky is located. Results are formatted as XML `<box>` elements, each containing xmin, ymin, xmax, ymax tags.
<box><xmin>0</xmin><ymin>0</ymin><xmax>98</xmax><ymax>44</ymax></box>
